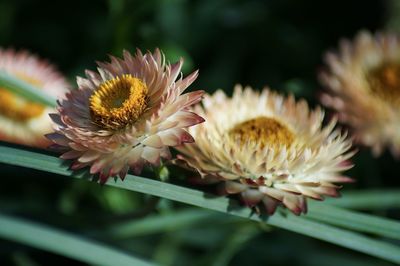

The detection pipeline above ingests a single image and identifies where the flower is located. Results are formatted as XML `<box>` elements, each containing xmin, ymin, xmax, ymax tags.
<box><xmin>47</xmin><ymin>49</ymin><xmax>204</xmax><ymax>183</ymax></box>
<box><xmin>320</xmin><ymin>31</ymin><xmax>400</xmax><ymax>157</ymax></box>
<box><xmin>174</xmin><ymin>86</ymin><xmax>354</xmax><ymax>215</ymax></box>
<box><xmin>0</xmin><ymin>48</ymin><xmax>68</xmax><ymax>147</ymax></box>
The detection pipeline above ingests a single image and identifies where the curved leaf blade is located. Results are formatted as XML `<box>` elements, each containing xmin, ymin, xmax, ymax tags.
<box><xmin>0</xmin><ymin>144</ymin><xmax>399</xmax><ymax>264</ymax></box>
<box><xmin>0</xmin><ymin>212</ymin><xmax>156</xmax><ymax>266</ymax></box>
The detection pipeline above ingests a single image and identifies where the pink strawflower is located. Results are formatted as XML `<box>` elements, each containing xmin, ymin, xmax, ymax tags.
<box><xmin>48</xmin><ymin>49</ymin><xmax>204</xmax><ymax>183</ymax></box>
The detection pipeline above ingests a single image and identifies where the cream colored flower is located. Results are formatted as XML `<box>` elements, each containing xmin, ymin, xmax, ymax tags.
<box><xmin>0</xmin><ymin>48</ymin><xmax>68</xmax><ymax>147</ymax></box>
<box><xmin>175</xmin><ymin>86</ymin><xmax>354</xmax><ymax>215</ymax></box>
<box><xmin>47</xmin><ymin>49</ymin><xmax>204</xmax><ymax>183</ymax></box>
<box><xmin>320</xmin><ymin>31</ymin><xmax>400</xmax><ymax>157</ymax></box>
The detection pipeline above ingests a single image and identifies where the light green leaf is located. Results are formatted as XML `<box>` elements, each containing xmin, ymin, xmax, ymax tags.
<box><xmin>327</xmin><ymin>190</ymin><xmax>400</xmax><ymax>210</ymax></box>
<box><xmin>108</xmin><ymin>209</ymin><xmax>221</xmax><ymax>238</ymax></box>
<box><xmin>308</xmin><ymin>201</ymin><xmax>400</xmax><ymax>240</ymax></box>
<box><xmin>0</xmin><ymin>71</ymin><xmax>56</xmax><ymax>107</ymax></box>
<box><xmin>0</xmin><ymin>212</ymin><xmax>156</xmax><ymax>266</ymax></box>
<box><xmin>0</xmin><ymin>144</ymin><xmax>400</xmax><ymax>264</ymax></box>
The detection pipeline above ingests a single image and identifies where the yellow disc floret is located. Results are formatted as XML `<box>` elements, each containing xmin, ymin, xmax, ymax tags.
<box><xmin>229</xmin><ymin>116</ymin><xmax>294</xmax><ymax>149</ymax></box>
<box><xmin>0</xmin><ymin>89</ymin><xmax>45</xmax><ymax>121</ymax></box>
<box><xmin>367</xmin><ymin>62</ymin><xmax>400</xmax><ymax>103</ymax></box>
<box><xmin>89</xmin><ymin>74</ymin><xmax>148</xmax><ymax>130</ymax></box>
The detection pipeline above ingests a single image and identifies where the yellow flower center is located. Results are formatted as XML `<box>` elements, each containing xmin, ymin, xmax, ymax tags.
<box><xmin>367</xmin><ymin>62</ymin><xmax>400</xmax><ymax>102</ymax></box>
<box><xmin>0</xmin><ymin>73</ymin><xmax>45</xmax><ymax>121</ymax></box>
<box><xmin>229</xmin><ymin>116</ymin><xmax>294</xmax><ymax>149</ymax></box>
<box><xmin>89</xmin><ymin>74</ymin><xmax>148</xmax><ymax>130</ymax></box>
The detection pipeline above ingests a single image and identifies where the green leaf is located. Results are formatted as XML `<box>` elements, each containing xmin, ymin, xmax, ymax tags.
<box><xmin>108</xmin><ymin>209</ymin><xmax>222</xmax><ymax>238</ymax></box>
<box><xmin>211</xmin><ymin>224</ymin><xmax>259</xmax><ymax>266</ymax></box>
<box><xmin>152</xmin><ymin>231</ymin><xmax>182</xmax><ymax>266</ymax></box>
<box><xmin>308</xmin><ymin>201</ymin><xmax>400</xmax><ymax>240</ymax></box>
<box><xmin>0</xmin><ymin>212</ymin><xmax>156</xmax><ymax>266</ymax></box>
<box><xmin>327</xmin><ymin>190</ymin><xmax>400</xmax><ymax>210</ymax></box>
<box><xmin>0</xmin><ymin>71</ymin><xmax>56</xmax><ymax>107</ymax></box>
<box><xmin>0</xmin><ymin>144</ymin><xmax>400</xmax><ymax>264</ymax></box>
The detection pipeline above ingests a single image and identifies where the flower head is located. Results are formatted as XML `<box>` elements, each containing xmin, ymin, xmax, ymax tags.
<box><xmin>47</xmin><ymin>49</ymin><xmax>204</xmax><ymax>183</ymax></box>
<box><xmin>320</xmin><ymin>31</ymin><xmax>400</xmax><ymax>157</ymax></box>
<box><xmin>0</xmin><ymin>48</ymin><xmax>68</xmax><ymax>147</ymax></box>
<box><xmin>175</xmin><ymin>86</ymin><xmax>354</xmax><ymax>215</ymax></box>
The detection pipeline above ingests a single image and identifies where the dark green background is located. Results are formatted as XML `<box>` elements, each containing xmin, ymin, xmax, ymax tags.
<box><xmin>0</xmin><ymin>0</ymin><xmax>398</xmax><ymax>265</ymax></box>
<box><xmin>0</xmin><ymin>0</ymin><xmax>385</xmax><ymax>94</ymax></box>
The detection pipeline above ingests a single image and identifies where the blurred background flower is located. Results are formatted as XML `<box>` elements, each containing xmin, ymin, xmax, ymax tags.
<box><xmin>0</xmin><ymin>48</ymin><xmax>68</xmax><ymax>147</ymax></box>
<box><xmin>320</xmin><ymin>31</ymin><xmax>400</xmax><ymax>157</ymax></box>
<box><xmin>0</xmin><ymin>0</ymin><xmax>399</xmax><ymax>265</ymax></box>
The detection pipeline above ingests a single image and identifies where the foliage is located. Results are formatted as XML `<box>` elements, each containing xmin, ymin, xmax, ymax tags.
<box><xmin>0</xmin><ymin>0</ymin><xmax>399</xmax><ymax>266</ymax></box>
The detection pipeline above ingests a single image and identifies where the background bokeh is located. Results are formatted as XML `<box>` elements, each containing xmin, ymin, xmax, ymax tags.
<box><xmin>0</xmin><ymin>0</ymin><xmax>399</xmax><ymax>265</ymax></box>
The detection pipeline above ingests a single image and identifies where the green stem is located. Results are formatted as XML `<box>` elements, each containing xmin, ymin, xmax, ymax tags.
<box><xmin>211</xmin><ymin>224</ymin><xmax>259</xmax><ymax>266</ymax></box>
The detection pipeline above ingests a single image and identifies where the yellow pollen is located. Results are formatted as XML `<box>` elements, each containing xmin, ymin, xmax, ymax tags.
<box><xmin>0</xmin><ymin>73</ymin><xmax>45</xmax><ymax>121</ymax></box>
<box><xmin>89</xmin><ymin>74</ymin><xmax>148</xmax><ymax>130</ymax></box>
<box><xmin>229</xmin><ymin>117</ymin><xmax>294</xmax><ymax>148</ymax></box>
<box><xmin>367</xmin><ymin>62</ymin><xmax>400</xmax><ymax>103</ymax></box>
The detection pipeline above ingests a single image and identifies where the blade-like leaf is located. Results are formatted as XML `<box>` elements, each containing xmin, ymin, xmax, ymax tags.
<box><xmin>107</xmin><ymin>209</ymin><xmax>224</xmax><ymax>238</ymax></box>
<box><xmin>0</xmin><ymin>144</ymin><xmax>400</xmax><ymax>264</ymax></box>
<box><xmin>0</xmin><ymin>71</ymin><xmax>56</xmax><ymax>107</ymax></box>
<box><xmin>211</xmin><ymin>224</ymin><xmax>259</xmax><ymax>266</ymax></box>
<box><xmin>0</xmin><ymin>213</ymin><xmax>155</xmax><ymax>266</ymax></box>
<box><xmin>307</xmin><ymin>201</ymin><xmax>400</xmax><ymax>239</ymax></box>
<box><xmin>326</xmin><ymin>190</ymin><xmax>400</xmax><ymax>210</ymax></box>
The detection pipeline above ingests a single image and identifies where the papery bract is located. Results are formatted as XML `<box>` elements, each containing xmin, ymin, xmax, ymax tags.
<box><xmin>48</xmin><ymin>49</ymin><xmax>204</xmax><ymax>183</ymax></box>
<box><xmin>175</xmin><ymin>86</ymin><xmax>355</xmax><ymax>215</ymax></box>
